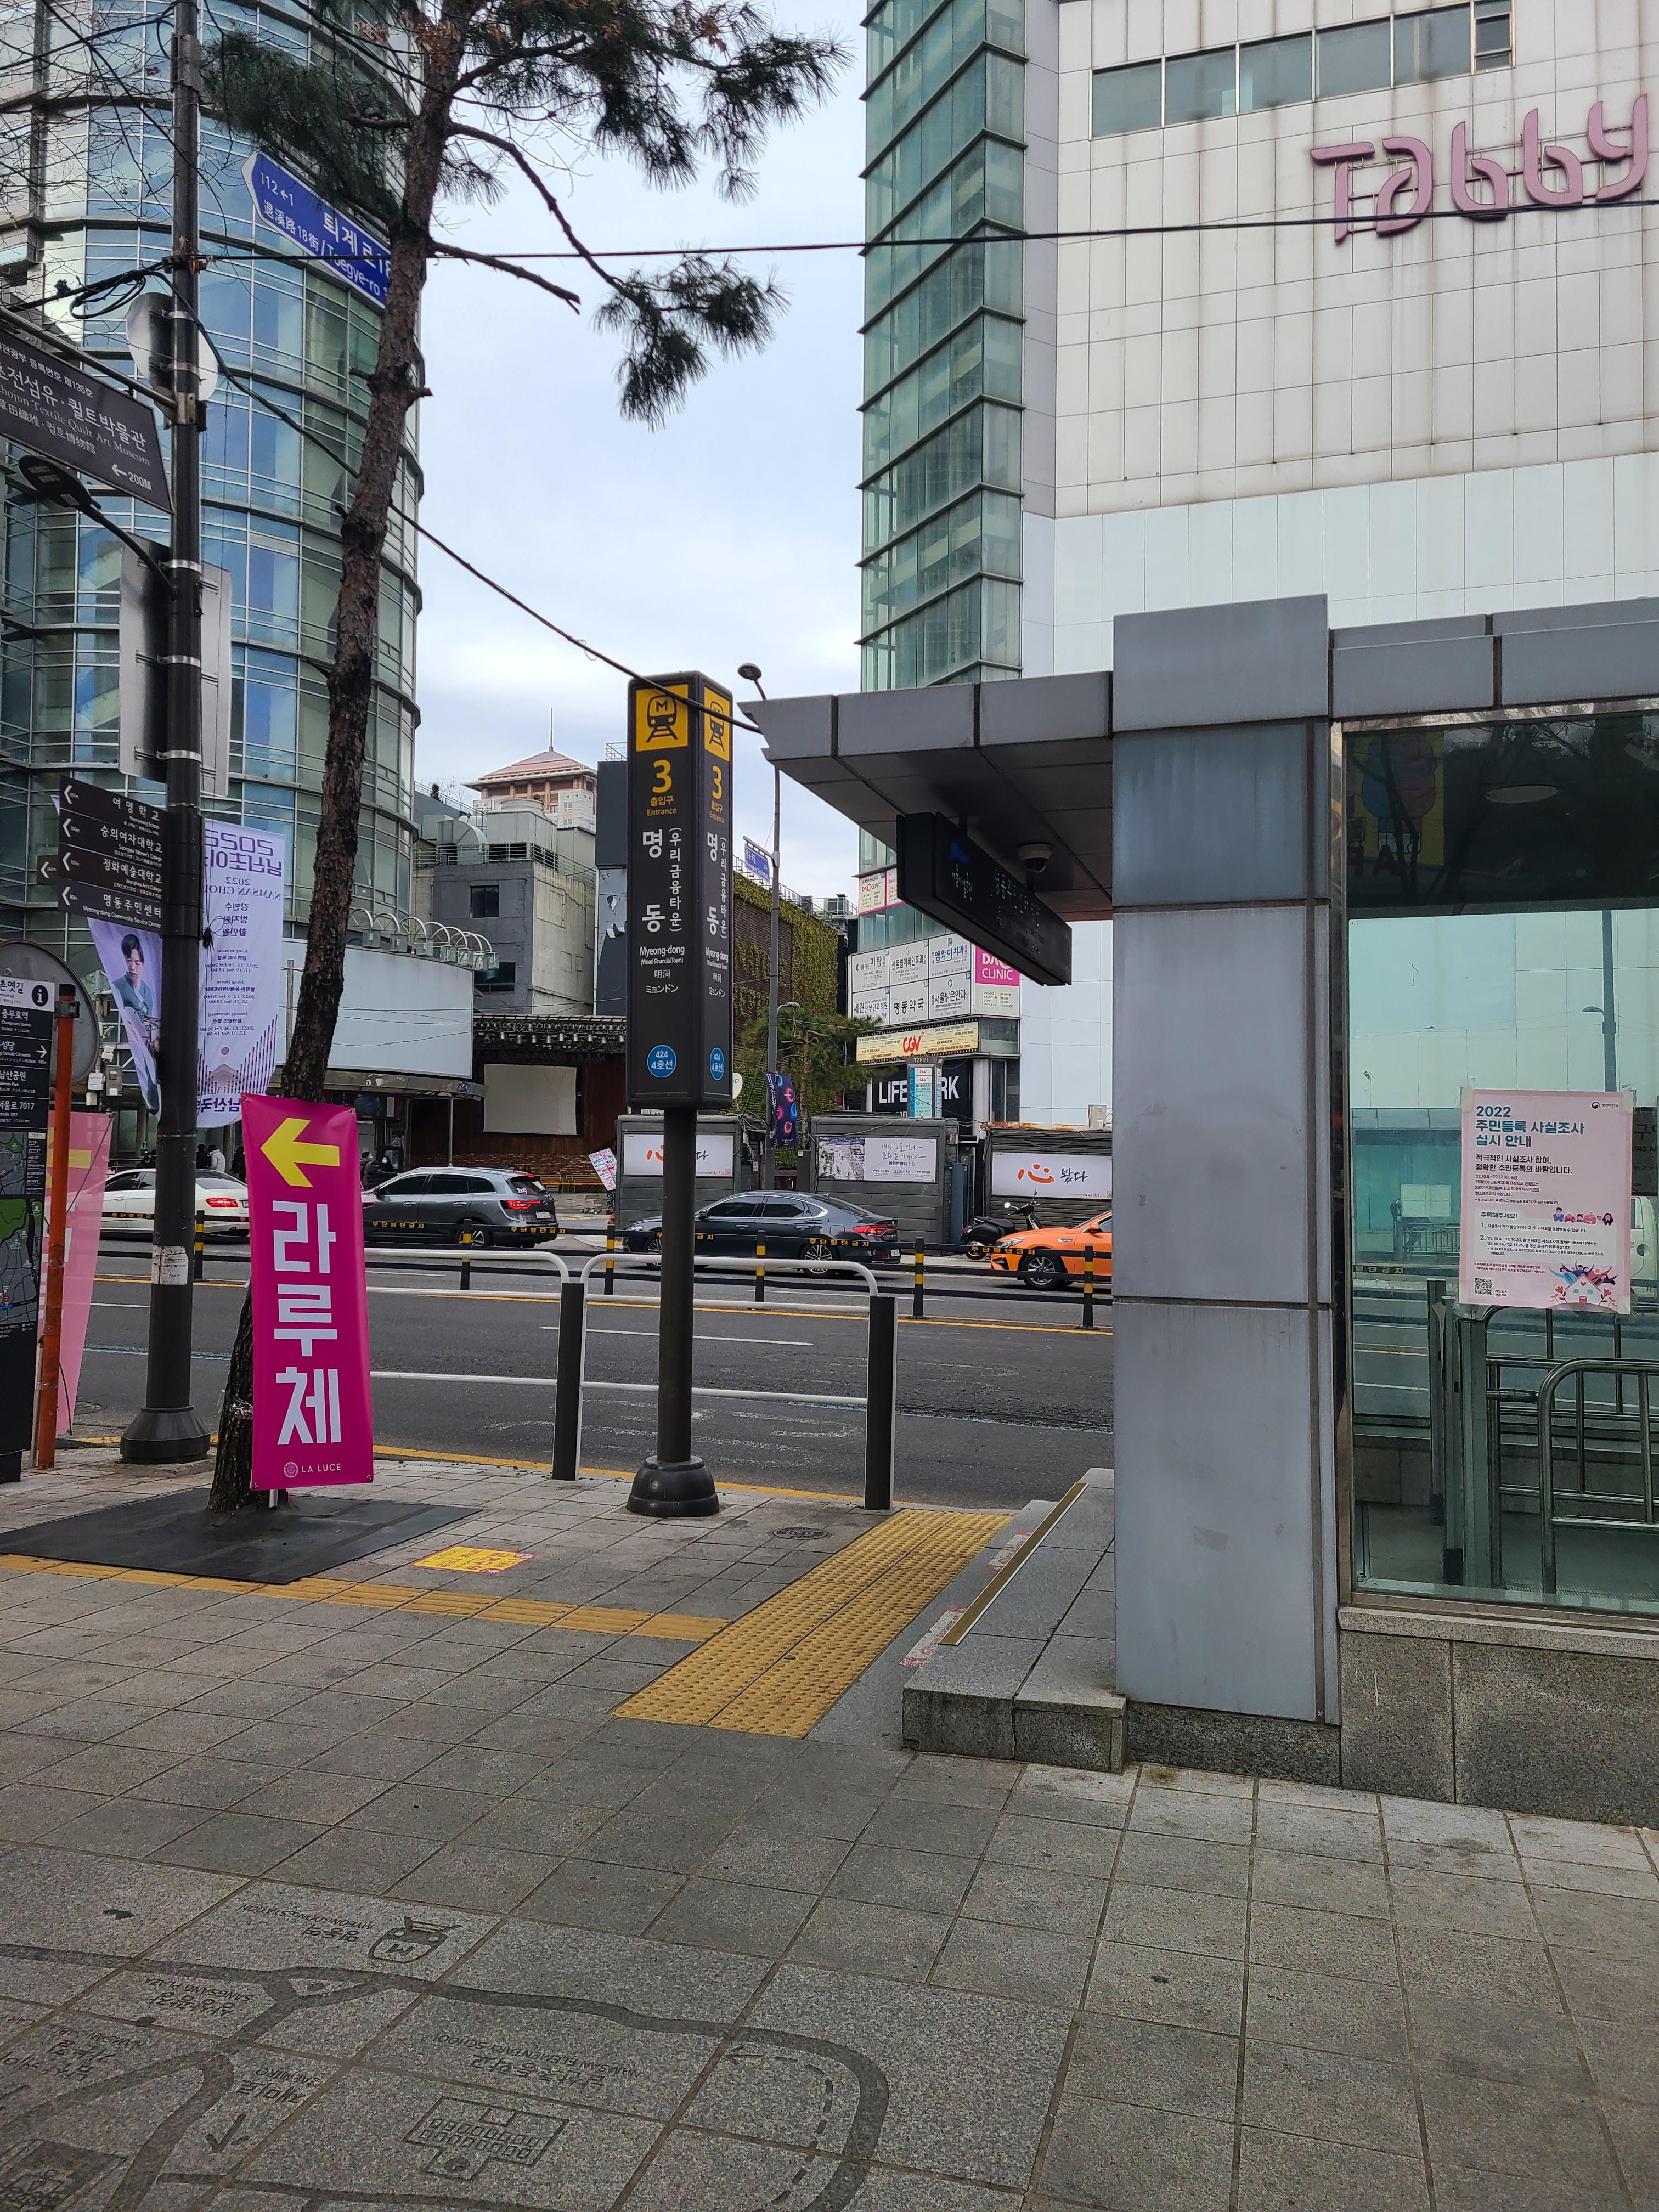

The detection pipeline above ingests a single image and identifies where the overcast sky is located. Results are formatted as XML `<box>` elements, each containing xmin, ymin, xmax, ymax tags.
<box><xmin>413</xmin><ymin>7</ymin><xmax>868</xmax><ymax>904</ymax></box>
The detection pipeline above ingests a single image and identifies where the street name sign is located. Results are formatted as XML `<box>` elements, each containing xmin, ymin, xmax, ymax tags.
<box><xmin>244</xmin><ymin>151</ymin><xmax>391</xmax><ymax>307</ymax></box>
<box><xmin>0</xmin><ymin>324</ymin><xmax>169</xmax><ymax>506</ymax></box>
<box><xmin>625</xmin><ymin>672</ymin><xmax>734</xmax><ymax>1108</ymax></box>
<box><xmin>895</xmin><ymin>813</ymin><xmax>1072</xmax><ymax>988</ymax></box>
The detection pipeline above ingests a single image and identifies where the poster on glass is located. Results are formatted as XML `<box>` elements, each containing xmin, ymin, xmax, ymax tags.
<box><xmin>1459</xmin><ymin>1088</ymin><xmax>1634</xmax><ymax>1312</ymax></box>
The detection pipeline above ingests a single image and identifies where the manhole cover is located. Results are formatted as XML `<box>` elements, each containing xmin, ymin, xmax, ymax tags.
<box><xmin>768</xmin><ymin>1526</ymin><xmax>829</xmax><ymax>1539</ymax></box>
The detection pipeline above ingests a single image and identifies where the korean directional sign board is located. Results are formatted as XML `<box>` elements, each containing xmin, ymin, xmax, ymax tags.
<box><xmin>896</xmin><ymin>813</ymin><xmax>1073</xmax><ymax>989</ymax></box>
<box><xmin>54</xmin><ymin>777</ymin><xmax>163</xmax><ymax>933</ymax></box>
<box><xmin>244</xmin><ymin>151</ymin><xmax>390</xmax><ymax>308</ymax></box>
<box><xmin>0</xmin><ymin>323</ymin><xmax>169</xmax><ymax>507</ymax></box>
<box><xmin>625</xmin><ymin>673</ymin><xmax>734</xmax><ymax>1108</ymax></box>
<box><xmin>0</xmin><ymin>978</ymin><xmax>50</xmax><ymax>1469</ymax></box>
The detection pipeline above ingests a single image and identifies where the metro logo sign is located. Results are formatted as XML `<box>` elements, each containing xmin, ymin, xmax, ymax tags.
<box><xmin>244</xmin><ymin>1094</ymin><xmax>373</xmax><ymax>1488</ymax></box>
<box><xmin>1313</xmin><ymin>97</ymin><xmax>1647</xmax><ymax>242</ymax></box>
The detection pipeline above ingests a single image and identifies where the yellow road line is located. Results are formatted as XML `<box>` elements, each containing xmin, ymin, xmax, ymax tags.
<box><xmin>0</xmin><ymin>1552</ymin><xmax>724</xmax><ymax>1640</ymax></box>
<box><xmin>616</xmin><ymin>1505</ymin><xmax>1007</xmax><ymax>1738</ymax></box>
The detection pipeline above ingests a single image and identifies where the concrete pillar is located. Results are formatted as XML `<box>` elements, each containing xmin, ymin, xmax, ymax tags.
<box><xmin>1109</xmin><ymin>596</ymin><xmax>1340</xmax><ymax>1775</ymax></box>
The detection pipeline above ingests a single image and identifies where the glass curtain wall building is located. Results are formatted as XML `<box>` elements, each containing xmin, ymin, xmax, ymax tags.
<box><xmin>860</xmin><ymin>0</ymin><xmax>1027</xmax><ymax>691</ymax></box>
<box><xmin>0</xmin><ymin>0</ymin><xmax>420</xmax><ymax>987</ymax></box>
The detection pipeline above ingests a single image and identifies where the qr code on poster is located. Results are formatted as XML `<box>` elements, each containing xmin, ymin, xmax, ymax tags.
<box><xmin>1474</xmin><ymin>1277</ymin><xmax>1494</xmax><ymax>1295</ymax></box>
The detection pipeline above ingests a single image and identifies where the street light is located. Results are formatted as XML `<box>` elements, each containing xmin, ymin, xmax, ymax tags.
<box><xmin>737</xmin><ymin>661</ymin><xmax>781</xmax><ymax>1187</ymax></box>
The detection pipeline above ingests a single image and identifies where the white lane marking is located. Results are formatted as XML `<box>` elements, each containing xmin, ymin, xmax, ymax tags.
<box><xmin>368</xmin><ymin>1369</ymin><xmax>862</xmax><ymax>1406</ymax></box>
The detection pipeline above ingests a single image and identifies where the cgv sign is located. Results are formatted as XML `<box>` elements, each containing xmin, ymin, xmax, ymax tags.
<box><xmin>1313</xmin><ymin>97</ymin><xmax>1647</xmax><ymax>241</ymax></box>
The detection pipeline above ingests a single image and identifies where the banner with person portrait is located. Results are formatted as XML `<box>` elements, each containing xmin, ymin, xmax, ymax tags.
<box><xmin>89</xmin><ymin>915</ymin><xmax>162</xmax><ymax>1118</ymax></box>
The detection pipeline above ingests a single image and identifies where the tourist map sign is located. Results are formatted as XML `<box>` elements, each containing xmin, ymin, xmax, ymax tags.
<box><xmin>245</xmin><ymin>1095</ymin><xmax>374</xmax><ymax>1487</ymax></box>
<box><xmin>0</xmin><ymin>977</ymin><xmax>52</xmax><ymax>1127</ymax></box>
<box><xmin>0</xmin><ymin>985</ymin><xmax>47</xmax><ymax>1459</ymax></box>
<box><xmin>624</xmin><ymin>672</ymin><xmax>734</xmax><ymax>1108</ymax></box>
<box><xmin>1460</xmin><ymin>1088</ymin><xmax>1634</xmax><ymax>1312</ymax></box>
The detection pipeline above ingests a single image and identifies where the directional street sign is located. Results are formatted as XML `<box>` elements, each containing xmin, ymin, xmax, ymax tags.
<box><xmin>625</xmin><ymin>672</ymin><xmax>734</xmax><ymax>1109</ymax></box>
<box><xmin>244</xmin><ymin>151</ymin><xmax>391</xmax><ymax>307</ymax></box>
<box><xmin>55</xmin><ymin>778</ymin><xmax>164</xmax><ymax>930</ymax></box>
<box><xmin>0</xmin><ymin>323</ymin><xmax>170</xmax><ymax>507</ymax></box>
<box><xmin>895</xmin><ymin>812</ymin><xmax>1073</xmax><ymax>989</ymax></box>
<box><xmin>0</xmin><ymin>978</ymin><xmax>52</xmax><ymax>1127</ymax></box>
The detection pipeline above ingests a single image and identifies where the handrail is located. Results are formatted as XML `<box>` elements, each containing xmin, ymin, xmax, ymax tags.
<box><xmin>565</xmin><ymin>1249</ymin><xmax>895</xmax><ymax>1505</ymax></box>
<box><xmin>1537</xmin><ymin>1357</ymin><xmax>1659</xmax><ymax>1594</ymax></box>
<box><xmin>577</xmin><ymin>1251</ymin><xmax>879</xmax><ymax>1295</ymax></box>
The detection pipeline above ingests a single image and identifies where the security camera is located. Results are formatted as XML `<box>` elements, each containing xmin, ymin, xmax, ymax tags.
<box><xmin>1017</xmin><ymin>841</ymin><xmax>1052</xmax><ymax>876</ymax></box>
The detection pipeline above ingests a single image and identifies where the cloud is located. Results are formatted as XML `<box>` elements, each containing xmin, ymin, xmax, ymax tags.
<box><xmin>414</xmin><ymin>14</ymin><xmax>867</xmax><ymax>897</ymax></box>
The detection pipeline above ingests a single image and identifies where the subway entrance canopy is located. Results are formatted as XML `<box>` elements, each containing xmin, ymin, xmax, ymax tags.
<box><xmin>749</xmin><ymin>593</ymin><xmax>1659</xmax><ymax>1822</ymax></box>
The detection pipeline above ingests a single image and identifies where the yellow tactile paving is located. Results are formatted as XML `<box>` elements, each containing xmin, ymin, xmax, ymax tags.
<box><xmin>0</xmin><ymin>1554</ymin><xmax>724</xmax><ymax>1641</ymax></box>
<box><xmin>615</xmin><ymin>1506</ymin><xmax>1008</xmax><ymax>1739</ymax></box>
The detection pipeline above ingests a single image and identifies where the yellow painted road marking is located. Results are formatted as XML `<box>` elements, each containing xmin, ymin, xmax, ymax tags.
<box><xmin>0</xmin><ymin>1553</ymin><xmax>724</xmax><ymax>1640</ymax></box>
<box><xmin>413</xmin><ymin>1545</ymin><xmax>533</xmax><ymax>1573</ymax></box>
<box><xmin>616</xmin><ymin>1506</ymin><xmax>1007</xmax><ymax>1739</ymax></box>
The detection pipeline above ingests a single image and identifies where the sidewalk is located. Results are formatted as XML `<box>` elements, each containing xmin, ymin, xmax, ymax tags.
<box><xmin>0</xmin><ymin>1453</ymin><xmax>1650</xmax><ymax>2208</ymax></box>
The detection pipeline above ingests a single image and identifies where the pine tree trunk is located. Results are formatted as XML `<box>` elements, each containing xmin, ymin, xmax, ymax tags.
<box><xmin>210</xmin><ymin>39</ymin><xmax>464</xmax><ymax>1513</ymax></box>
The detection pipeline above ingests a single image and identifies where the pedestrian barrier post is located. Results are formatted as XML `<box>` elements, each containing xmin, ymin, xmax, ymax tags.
<box><xmin>193</xmin><ymin>1212</ymin><xmax>205</xmax><ymax>1283</ymax></box>
<box><xmin>550</xmin><ymin>1277</ymin><xmax>586</xmax><ymax>1481</ymax></box>
<box><xmin>754</xmin><ymin>1238</ymin><xmax>765</xmax><ymax>1305</ymax></box>
<box><xmin>912</xmin><ymin>1244</ymin><xmax>924</xmax><ymax>1321</ymax></box>
<box><xmin>459</xmin><ymin>1229</ymin><xmax>474</xmax><ymax>1291</ymax></box>
<box><xmin>605</xmin><ymin>1229</ymin><xmax>616</xmax><ymax>1296</ymax></box>
<box><xmin>865</xmin><ymin>1291</ymin><xmax>897</xmax><ymax>1510</ymax></box>
<box><xmin>1082</xmin><ymin>1242</ymin><xmax>1094</xmax><ymax>1330</ymax></box>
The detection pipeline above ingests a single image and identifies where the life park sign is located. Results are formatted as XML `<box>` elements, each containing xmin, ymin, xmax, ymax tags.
<box><xmin>1312</xmin><ymin>95</ymin><xmax>1649</xmax><ymax>240</ymax></box>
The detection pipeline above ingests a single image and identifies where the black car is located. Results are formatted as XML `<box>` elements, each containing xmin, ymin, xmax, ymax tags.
<box><xmin>362</xmin><ymin>1167</ymin><xmax>560</xmax><ymax>1245</ymax></box>
<box><xmin>624</xmin><ymin>1192</ymin><xmax>901</xmax><ymax>1263</ymax></box>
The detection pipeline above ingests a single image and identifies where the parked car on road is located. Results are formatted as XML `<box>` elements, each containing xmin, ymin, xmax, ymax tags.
<box><xmin>101</xmin><ymin>1170</ymin><xmax>250</xmax><ymax>1236</ymax></box>
<box><xmin>362</xmin><ymin>1167</ymin><xmax>560</xmax><ymax>1246</ymax></box>
<box><xmin>990</xmin><ymin>1209</ymin><xmax>1112</xmax><ymax>1291</ymax></box>
<box><xmin>624</xmin><ymin>1192</ymin><xmax>901</xmax><ymax>1263</ymax></box>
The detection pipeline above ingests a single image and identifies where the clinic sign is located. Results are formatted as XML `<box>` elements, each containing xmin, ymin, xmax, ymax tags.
<box><xmin>625</xmin><ymin>673</ymin><xmax>734</xmax><ymax>1110</ymax></box>
<box><xmin>991</xmin><ymin>1150</ymin><xmax>1112</xmax><ymax>1202</ymax></box>
<box><xmin>1459</xmin><ymin>1089</ymin><xmax>1633</xmax><ymax>1313</ymax></box>
<box><xmin>1313</xmin><ymin>97</ymin><xmax>1647</xmax><ymax>241</ymax></box>
<box><xmin>244</xmin><ymin>1095</ymin><xmax>373</xmax><ymax>1487</ymax></box>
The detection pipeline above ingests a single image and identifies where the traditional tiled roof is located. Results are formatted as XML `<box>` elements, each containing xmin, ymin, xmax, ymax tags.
<box><xmin>468</xmin><ymin>748</ymin><xmax>596</xmax><ymax>790</ymax></box>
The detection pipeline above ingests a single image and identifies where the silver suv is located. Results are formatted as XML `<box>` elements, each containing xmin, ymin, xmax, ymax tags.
<box><xmin>363</xmin><ymin>1167</ymin><xmax>560</xmax><ymax>1246</ymax></box>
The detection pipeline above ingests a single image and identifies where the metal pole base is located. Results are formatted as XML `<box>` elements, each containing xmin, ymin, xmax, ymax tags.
<box><xmin>119</xmin><ymin>1406</ymin><xmax>212</xmax><ymax>1464</ymax></box>
<box><xmin>628</xmin><ymin>1454</ymin><xmax>719</xmax><ymax>1518</ymax></box>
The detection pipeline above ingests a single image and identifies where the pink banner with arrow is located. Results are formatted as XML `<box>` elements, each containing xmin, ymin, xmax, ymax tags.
<box><xmin>243</xmin><ymin>1093</ymin><xmax>374</xmax><ymax>1487</ymax></box>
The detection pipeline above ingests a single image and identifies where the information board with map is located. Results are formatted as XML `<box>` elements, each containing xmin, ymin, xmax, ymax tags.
<box><xmin>0</xmin><ymin>1127</ymin><xmax>47</xmax><ymax>1466</ymax></box>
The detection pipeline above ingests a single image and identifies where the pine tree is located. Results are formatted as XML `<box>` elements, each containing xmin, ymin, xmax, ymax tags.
<box><xmin>205</xmin><ymin>0</ymin><xmax>842</xmax><ymax>1508</ymax></box>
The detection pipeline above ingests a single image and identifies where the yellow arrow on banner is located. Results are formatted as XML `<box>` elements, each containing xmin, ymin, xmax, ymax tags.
<box><xmin>261</xmin><ymin>1115</ymin><xmax>340</xmax><ymax>1189</ymax></box>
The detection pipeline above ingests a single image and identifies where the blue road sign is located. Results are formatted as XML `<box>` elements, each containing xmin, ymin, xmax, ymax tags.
<box><xmin>242</xmin><ymin>151</ymin><xmax>390</xmax><ymax>308</ymax></box>
<box><xmin>647</xmin><ymin>1046</ymin><xmax>677</xmax><ymax>1077</ymax></box>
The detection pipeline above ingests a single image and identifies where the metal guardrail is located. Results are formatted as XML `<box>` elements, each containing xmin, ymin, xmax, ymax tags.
<box><xmin>555</xmin><ymin>1252</ymin><xmax>896</xmax><ymax>1508</ymax></box>
<box><xmin>1538</xmin><ymin>1358</ymin><xmax>1659</xmax><ymax>1595</ymax></box>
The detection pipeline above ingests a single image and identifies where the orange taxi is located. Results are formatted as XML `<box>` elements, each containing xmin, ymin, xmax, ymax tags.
<box><xmin>990</xmin><ymin>1210</ymin><xmax>1112</xmax><ymax>1292</ymax></box>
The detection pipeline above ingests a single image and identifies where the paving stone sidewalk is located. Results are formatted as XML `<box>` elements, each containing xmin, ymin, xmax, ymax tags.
<box><xmin>0</xmin><ymin>1453</ymin><xmax>1652</xmax><ymax>2209</ymax></box>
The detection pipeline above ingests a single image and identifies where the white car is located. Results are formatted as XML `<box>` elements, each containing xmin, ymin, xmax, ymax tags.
<box><xmin>101</xmin><ymin>1170</ymin><xmax>251</xmax><ymax>1236</ymax></box>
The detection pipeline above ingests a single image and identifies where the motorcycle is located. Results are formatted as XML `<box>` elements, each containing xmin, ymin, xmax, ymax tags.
<box><xmin>961</xmin><ymin>1199</ymin><xmax>1039</xmax><ymax>1258</ymax></box>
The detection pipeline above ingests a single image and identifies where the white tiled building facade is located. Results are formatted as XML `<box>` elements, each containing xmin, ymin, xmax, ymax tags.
<box><xmin>995</xmin><ymin>0</ymin><xmax>1659</xmax><ymax>1118</ymax></box>
<box><xmin>1026</xmin><ymin>0</ymin><xmax>1657</xmax><ymax>669</ymax></box>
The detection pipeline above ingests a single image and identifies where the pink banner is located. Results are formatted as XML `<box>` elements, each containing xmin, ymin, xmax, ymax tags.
<box><xmin>43</xmin><ymin>1111</ymin><xmax>110</xmax><ymax>1431</ymax></box>
<box><xmin>244</xmin><ymin>1093</ymin><xmax>374</xmax><ymax>1487</ymax></box>
<box><xmin>974</xmin><ymin>949</ymin><xmax>1020</xmax><ymax>988</ymax></box>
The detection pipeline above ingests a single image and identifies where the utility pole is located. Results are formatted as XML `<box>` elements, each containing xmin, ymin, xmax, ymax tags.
<box><xmin>122</xmin><ymin>0</ymin><xmax>209</xmax><ymax>1462</ymax></box>
<box><xmin>738</xmin><ymin>664</ymin><xmax>780</xmax><ymax>1186</ymax></box>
